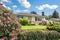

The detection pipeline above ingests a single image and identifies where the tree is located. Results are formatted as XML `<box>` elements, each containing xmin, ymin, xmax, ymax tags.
<box><xmin>31</xmin><ymin>11</ymin><xmax>37</xmax><ymax>14</ymax></box>
<box><xmin>47</xmin><ymin>15</ymin><xmax>52</xmax><ymax>19</ymax></box>
<box><xmin>52</xmin><ymin>10</ymin><xmax>59</xmax><ymax>18</ymax></box>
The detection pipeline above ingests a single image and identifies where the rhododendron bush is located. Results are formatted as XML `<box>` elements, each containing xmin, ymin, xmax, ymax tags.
<box><xmin>0</xmin><ymin>11</ymin><xmax>21</xmax><ymax>40</ymax></box>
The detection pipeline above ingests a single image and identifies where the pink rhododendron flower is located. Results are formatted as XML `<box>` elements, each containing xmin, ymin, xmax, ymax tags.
<box><xmin>0</xmin><ymin>19</ymin><xmax>2</xmax><ymax>24</ymax></box>
<box><xmin>15</xmin><ymin>27</ymin><xmax>19</xmax><ymax>31</ymax></box>
<box><xmin>0</xmin><ymin>38</ymin><xmax>4</xmax><ymax>40</ymax></box>
<box><xmin>8</xmin><ymin>24</ymin><xmax>11</xmax><ymax>26</ymax></box>
<box><xmin>10</xmin><ymin>32</ymin><xmax>13</xmax><ymax>34</ymax></box>
<box><xmin>10</xmin><ymin>37</ymin><xmax>15</xmax><ymax>40</ymax></box>
<box><xmin>4</xmin><ymin>13</ymin><xmax>7</xmax><ymax>16</ymax></box>
<box><xmin>8</xmin><ymin>17</ymin><xmax>11</xmax><ymax>21</ymax></box>
<box><xmin>15</xmin><ymin>18</ymin><xmax>19</xmax><ymax>23</ymax></box>
<box><xmin>6</xmin><ymin>29</ymin><xmax>8</xmax><ymax>32</ymax></box>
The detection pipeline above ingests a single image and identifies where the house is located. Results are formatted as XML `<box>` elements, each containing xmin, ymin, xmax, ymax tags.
<box><xmin>16</xmin><ymin>13</ymin><xmax>40</xmax><ymax>25</ymax></box>
<box><xmin>17</xmin><ymin>13</ymin><xmax>38</xmax><ymax>21</ymax></box>
<box><xmin>16</xmin><ymin>12</ymin><xmax>47</xmax><ymax>25</ymax></box>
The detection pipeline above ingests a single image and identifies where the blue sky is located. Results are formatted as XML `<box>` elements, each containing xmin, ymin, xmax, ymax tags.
<box><xmin>0</xmin><ymin>0</ymin><xmax>60</xmax><ymax>16</ymax></box>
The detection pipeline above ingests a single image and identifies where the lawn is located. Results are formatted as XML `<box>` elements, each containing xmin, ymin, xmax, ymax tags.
<box><xmin>21</xmin><ymin>25</ymin><xmax>47</xmax><ymax>30</ymax></box>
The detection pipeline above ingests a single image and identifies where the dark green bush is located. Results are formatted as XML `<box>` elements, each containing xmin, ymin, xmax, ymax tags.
<box><xmin>26</xmin><ymin>31</ymin><xmax>45</xmax><ymax>40</ymax></box>
<box><xmin>17</xmin><ymin>31</ymin><xmax>60</xmax><ymax>40</ymax></box>
<box><xmin>45</xmin><ymin>31</ymin><xmax>60</xmax><ymax>40</ymax></box>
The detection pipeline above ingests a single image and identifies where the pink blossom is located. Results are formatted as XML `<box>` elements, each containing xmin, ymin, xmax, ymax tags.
<box><xmin>8</xmin><ymin>24</ymin><xmax>11</xmax><ymax>26</ymax></box>
<box><xmin>6</xmin><ymin>29</ymin><xmax>8</xmax><ymax>32</ymax></box>
<box><xmin>10</xmin><ymin>30</ymin><xmax>15</xmax><ymax>34</ymax></box>
<box><xmin>4</xmin><ymin>13</ymin><xmax>7</xmax><ymax>16</ymax></box>
<box><xmin>10</xmin><ymin>37</ymin><xmax>15</xmax><ymax>40</ymax></box>
<box><xmin>8</xmin><ymin>17</ymin><xmax>11</xmax><ymax>21</ymax></box>
<box><xmin>10</xmin><ymin>32</ymin><xmax>13</xmax><ymax>34</ymax></box>
<box><xmin>15</xmin><ymin>18</ymin><xmax>19</xmax><ymax>23</ymax></box>
<box><xmin>0</xmin><ymin>38</ymin><xmax>4</xmax><ymax>40</ymax></box>
<box><xmin>0</xmin><ymin>19</ymin><xmax>2</xmax><ymax>24</ymax></box>
<box><xmin>16</xmin><ymin>28</ymin><xmax>19</xmax><ymax>30</ymax></box>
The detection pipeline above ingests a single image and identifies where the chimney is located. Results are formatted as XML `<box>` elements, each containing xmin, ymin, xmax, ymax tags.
<box><xmin>42</xmin><ymin>12</ymin><xmax>44</xmax><ymax>16</ymax></box>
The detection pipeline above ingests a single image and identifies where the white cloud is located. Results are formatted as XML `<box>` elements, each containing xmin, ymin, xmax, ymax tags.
<box><xmin>3</xmin><ymin>4</ymin><xmax>7</xmax><ymax>8</ymax></box>
<box><xmin>13</xmin><ymin>9</ymin><xmax>29</xmax><ymax>13</ymax></box>
<box><xmin>3</xmin><ymin>4</ymin><xmax>11</xmax><ymax>10</ymax></box>
<box><xmin>18</xmin><ymin>0</ymin><xmax>31</xmax><ymax>8</ymax></box>
<box><xmin>13</xmin><ymin>5</ymin><xmax>17</xmax><ymax>8</ymax></box>
<box><xmin>2</xmin><ymin>0</ymin><xmax>9</xmax><ymax>2</ymax></box>
<box><xmin>7</xmin><ymin>7</ymin><xmax>11</xmax><ymax>10</ymax></box>
<box><xmin>0</xmin><ymin>0</ymin><xmax>11</xmax><ymax>3</ymax></box>
<box><xmin>36</xmin><ymin>4</ymin><xmax>58</xmax><ymax>10</ymax></box>
<box><xmin>14</xmin><ymin>9</ymin><xmax>21</xmax><ymax>13</ymax></box>
<box><xmin>16</xmin><ymin>10</ymin><xmax>21</xmax><ymax>12</ymax></box>
<box><xmin>23</xmin><ymin>10</ymin><xmax>29</xmax><ymax>12</ymax></box>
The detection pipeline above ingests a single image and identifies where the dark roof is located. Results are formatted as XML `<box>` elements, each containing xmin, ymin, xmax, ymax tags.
<box><xmin>17</xmin><ymin>13</ymin><xmax>38</xmax><ymax>17</ymax></box>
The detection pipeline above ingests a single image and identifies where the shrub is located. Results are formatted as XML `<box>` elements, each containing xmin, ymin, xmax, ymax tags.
<box><xmin>42</xmin><ymin>21</ymin><xmax>47</xmax><ymax>25</ymax></box>
<box><xmin>17</xmin><ymin>31</ymin><xmax>60</xmax><ymax>40</ymax></box>
<box><xmin>20</xmin><ymin>18</ymin><xmax>29</xmax><ymax>25</ymax></box>
<box><xmin>0</xmin><ymin>11</ymin><xmax>21</xmax><ymax>40</ymax></box>
<box><xmin>47</xmin><ymin>22</ymin><xmax>60</xmax><ymax>32</ymax></box>
<box><xmin>17</xmin><ymin>31</ymin><xmax>45</xmax><ymax>40</ymax></box>
<box><xmin>45</xmin><ymin>31</ymin><xmax>60</xmax><ymax>40</ymax></box>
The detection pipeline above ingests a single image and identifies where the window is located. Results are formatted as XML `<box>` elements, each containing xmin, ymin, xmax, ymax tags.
<box><xmin>18</xmin><ymin>16</ymin><xmax>24</xmax><ymax>18</ymax></box>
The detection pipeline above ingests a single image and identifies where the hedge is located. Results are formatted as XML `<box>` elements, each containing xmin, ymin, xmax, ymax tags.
<box><xmin>17</xmin><ymin>31</ymin><xmax>60</xmax><ymax>40</ymax></box>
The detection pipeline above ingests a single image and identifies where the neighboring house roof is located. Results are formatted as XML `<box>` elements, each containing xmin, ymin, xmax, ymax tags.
<box><xmin>17</xmin><ymin>13</ymin><xmax>38</xmax><ymax>17</ymax></box>
<box><xmin>50</xmin><ymin>18</ymin><xmax>60</xmax><ymax>22</ymax></box>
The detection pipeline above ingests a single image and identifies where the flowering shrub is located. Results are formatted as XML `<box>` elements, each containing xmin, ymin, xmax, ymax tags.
<box><xmin>0</xmin><ymin>11</ymin><xmax>21</xmax><ymax>40</ymax></box>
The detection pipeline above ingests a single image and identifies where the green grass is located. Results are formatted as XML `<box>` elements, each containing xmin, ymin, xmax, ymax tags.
<box><xmin>21</xmin><ymin>25</ymin><xmax>47</xmax><ymax>30</ymax></box>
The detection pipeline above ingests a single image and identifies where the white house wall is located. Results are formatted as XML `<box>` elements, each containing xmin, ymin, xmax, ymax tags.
<box><xmin>31</xmin><ymin>17</ymin><xmax>35</xmax><ymax>21</ymax></box>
